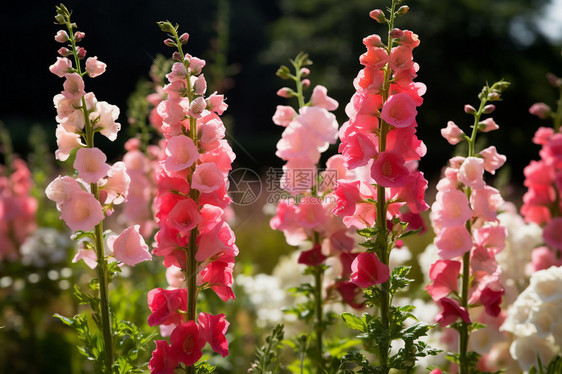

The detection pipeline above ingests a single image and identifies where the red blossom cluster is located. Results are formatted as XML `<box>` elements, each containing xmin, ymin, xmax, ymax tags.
<box><xmin>147</xmin><ymin>30</ymin><xmax>236</xmax><ymax>372</ymax></box>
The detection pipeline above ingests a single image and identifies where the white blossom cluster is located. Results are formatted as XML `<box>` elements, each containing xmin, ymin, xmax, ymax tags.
<box><xmin>502</xmin><ymin>266</ymin><xmax>562</xmax><ymax>372</ymax></box>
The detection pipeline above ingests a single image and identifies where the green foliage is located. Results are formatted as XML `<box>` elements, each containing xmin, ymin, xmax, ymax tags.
<box><xmin>530</xmin><ymin>355</ymin><xmax>562</xmax><ymax>374</ymax></box>
<box><xmin>249</xmin><ymin>324</ymin><xmax>287</xmax><ymax>374</ymax></box>
<box><xmin>343</xmin><ymin>265</ymin><xmax>439</xmax><ymax>372</ymax></box>
<box><xmin>55</xmin><ymin>274</ymin><xmax>155</xmax><ymax>374</ymax></box>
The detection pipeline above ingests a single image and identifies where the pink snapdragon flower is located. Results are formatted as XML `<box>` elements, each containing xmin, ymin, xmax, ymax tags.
<box><xmin>441</xmin><ymin>121</ymin><xmax>465</xmax><ymax>145</ymax></box>
<box><xmin>164</xmin><ymin>135</ymin><xmax>199</xmax><ymax>172</ymax></box>
<box><xmin>169</xmin><ymin>321</ymin><xmax>206</xmax><ymax>366</ymax></box>
<box><xmin>110</xmin><ymin>225</ymin><xmax>151</xmax><ymax>266</ymax></box>
<box><xmin>380</xmin><ymin>92</ymin><xmax>417</xmax><ymax>128</ymax></box>
<box><xmin>350</xmin><ymin>252</ymin><xmax>390</xmax><ymax>288</ymax></box>
<box><xmin>85</xmin><ymin>56</ymin><xmax>106</xmax><ymax>77</ymax></box>
<box><xmin>74</xmin><ymin>147</ymin><xmax>111</xmax><ymax>183</ymax></box>
<box><xmin>60</xmin><ymin>189</ymin><xmax>104</xmax><ymax>231</ymax></box>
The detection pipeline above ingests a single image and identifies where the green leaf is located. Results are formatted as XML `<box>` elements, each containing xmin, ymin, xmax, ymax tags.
<box><xmin>341</xmin><ymin>313</ymin><xmax>366</xmax><ymax>332</ymax></box>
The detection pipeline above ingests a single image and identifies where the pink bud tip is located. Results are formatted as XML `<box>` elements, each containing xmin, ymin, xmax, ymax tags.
<box><xmin>77</xmin><ymin>47</ymin><xmax>87</xmax><ymax>60</ymax></box>
<box><xmin>164</xmin><ymin>38</ymin><xmax>175</xmax><ymax>47</ymax></box>
<box><xmin>300</xmin><ymin>67</ymin><xmax>310</xmax><ymax>77</ymax></box>
<box><xmin>277</xmin><ymin>87</ymin><xmax>293</xmax><ymax>98</ymax></box>
<box><xmin>390</xmin><ymin>28</ymin><xmax>403</xmax><ymax>39</ymax></box>
<box><xmin>179</xmin><ymin>33</ymin><xmax>189</xmax><ymax>44</ymax></box>
<box><xmin>57</xmin><ymin>47</ymin><xmax>71</xmax><ymax>57</ymax></box>
<box><xmin>464</xmin><ymin>104</ymin><xmax>476</xmax><ymax>114</ymax></box>
<box><xmin>302</xmin><ymin>79</ymin><xmax>310</xmax><ymax>88</ymax></box>
<box><xmin>74</xmin><ymin>31</ymin><xmax>85</xmax><ymax>42</ymax></box>
<box><xmin>54</xmin><ymin>30</ymin><xmax>69</xmax><ymax>43</ymax></box>
<box><xmin>482</xmin><ymin>104</ymin><xmax>496</xmax><ymax>114</ymax></box>
<box><xmin>369</xmin><ymin>9</ymin><xmax>385</xmax><ymax>23</ymax></box>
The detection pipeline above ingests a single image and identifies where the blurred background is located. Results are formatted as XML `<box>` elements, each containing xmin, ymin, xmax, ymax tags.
<box><xmin>1</xmin><ymin>0</ymin><xmax>562</xmax><ymax>372</ymax></box>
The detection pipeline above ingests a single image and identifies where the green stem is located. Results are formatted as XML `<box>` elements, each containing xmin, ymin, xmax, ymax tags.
<box><xmin>68</xmin><ymin>19</ymin><xmax>114</xmax><ymax>369</ymax></box>
<box><xmin>458</xmin><ymin>87</ymin><xmax>489</xmax><ymax>374</ymax></box>
<box><xmin>374</xmin><ymin>1</ymin><xmax>397</xmax><ymax>372</ymax></box>
<box><xmin>93</xmin><ymin>202</ymin><xmax>114</xmax><ymax>373</ymax></box>
<box><xmin>313</xmin><ymin>265</ymin><xmax>324</xmax><ymax>374</ymax></box>
<box><xmin>554</xmin><ymin>86</ymin><xmax>562</xmax><ymax>133</ymax></box>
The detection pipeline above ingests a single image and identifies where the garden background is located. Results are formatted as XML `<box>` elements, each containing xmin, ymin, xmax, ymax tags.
<box><xmin>1</xmin><ymin>0</ymin><xmax>562</xmax><ymax>372</ymax></box>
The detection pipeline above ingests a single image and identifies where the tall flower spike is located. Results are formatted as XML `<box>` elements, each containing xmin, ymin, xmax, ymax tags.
<box><xmin>148</xmin><ymin>21</ymin><xmax>237</xmax><ymax>373</ymax></box>
<box><xmin>428</xmin><ymin>80</ymin><xmax>509</xmax><ymax>374</ymax></box>
<box><xmin>269</xmin><ymin>52</ymin><xmax>358</xmax><ymax>372</ymax></box>
<box><xmin>334</xmin><ymin>2</ymin><xmax>434</xmax><ymax>372</ymax></box>
<box><xmin>46</xmin><ymin>5</ymin><xmax>151</xmax><ymax>372</ymax></box>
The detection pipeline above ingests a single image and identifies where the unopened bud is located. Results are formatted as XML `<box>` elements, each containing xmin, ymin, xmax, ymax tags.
<box><xmin>482</xmin><ymin>104</ymin><xmax>495</xmax><ymax>114</ymax></box>
<box><xmin>164</xmin><ymin>38</ymin><xmax>176</xmax><ymax>47</ymax></box>
<box><xmin>179</xmin><ymin>33</ymin><xmax>189</xmax><ymax>45</ymax></box>
<box><xmin>363</xmin><ymin>34</ymin><xmax>383</xmax><ymax>47</ymax></box>
<box><xmin>302</xmin><ymin>79</ymin><xmax>310</xmax><ymax>88</ymax></box>
<box><xmin>277</xmin><ymin>87</ymin><xmax>295</xmax><ymax>98</ymax></box>
<box><xmin>464</xmin><ymin>104</ymin><xmax>476</xmax><ymax>115</ymax></box>
<box><xmin>390</xmin><ymin>28</ymin><xmax>403</xmax><ymax>39</ymax></box>
<box><xmin>57</xmin><ymin>47</ymin><xmax>71</xmax><ymax>57</ymax></box>
<box><xmin>529</xmin><ymin>102</ymin><xmax>552</xmax><ymax>120</ymax></box>
<box><xmin>54</xmin><ymin>14</ymin><xmax>65</xmax><ymax>25</ymax></box>
<box><xmin>157</xmin><ymin>21</ymin><xmax>176</xmax><ymax>34</ymax></box>
<box><xmin>172</xmin><ymin>52</ymin><xmax>182</xmax><ymax>62</ymax></box>
<box><xmin>487</xmin><ymin>92</ymin><xmax>500</xmax><ymax>101</ymax></box>
<box><xmin>74</xmin><ymin>31</ymin><xmax>85</xmax><ymax>42</ymax></box>
<box><xmin>397</xmin><ymin>5</ymin><xmax>409</xmax><ymax>15</ymax></box>
<box><xmin>54</xmin><ymin>30</ymin><xmax>69</xmax><ymax>43</ymax></box>
<box><xmin>478</xmin><ymin>118</ymin><xmax>499</xmax><ymax>133</ymax></box>
<box><xmin>77</xmin><ymin>47</ymin><xmax>87</xmax><ymax>60</ymax></box>
<box><xmin>276</xmin><ymin>65</ymin><xmax>291</xmax><ymax>80</ymax></box>
<box><xmin>189</xmin><ymin>97</ymin><xmax>206</xmax><ymax>117</ymax></box>
<box><xmin>369</xmin><ymin>9</ymin><xmax>386</xmax><ymax>23</ymax></box>
<box><xmin>547</xmin><ymin>72</ymin><xmax>562</xmax><ymax>88</ymax></box>
<box><xmin>300</xmin><ymin>67</ymin><xmax>310</xmax><ymax>77</ymax></box>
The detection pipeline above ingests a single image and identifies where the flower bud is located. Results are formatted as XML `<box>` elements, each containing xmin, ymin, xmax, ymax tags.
<box><xmin>54</xmin><ymin>30</ymin><xmax>69</xmax><ymax>43</ymax></box>
<box><xmin>77</xmin><ymin>47</ymin><xmax>87</xmax><ymax>60</ymax></box>
<box><xmin>369</xmin><ymin>9</ymin><xmax>386</xmax><ymax>23</ymax></box>
<box><xmin>74</xmin><ymin>31</ymin><xmax>85</xmax><ymax>42</ymax></box>
<box><xmin>397</xmin><ymin>5</ymin><xmax>409</xmax><ymax>15</ymax></box>
<box><xmin>276</xmin><ymin>65</ymin><xmax>291</xmax><ymax>80</ymax></box>
<box><xmin>300</xmin><ymin>67</ymin><xmax>310</xmax><ymax>77</ymax></box>
<box><xmin>189</xmin><ymin>97</ymin><xmax>206</xmax><ymax>117</ymax></box>
<box><xmin>172</xmin><ymin>52</ymin><xmax>182</xmax><ymax>62</ymax></box>
<box><xmin>58</xmin><ymin>47</ymin><xmax>71</xmax><ymax>57</ymax></box>
<box><xmin>164</xmin><ymin>38</ymin><xmax>176</xmax><ymax>47</ymax></box>
<box><xmin>487</xmin><ymin>92</ymin><xmax>500</xmax><ymax>101</ymax></box>
<box><xmin>529</xmin><ymin>102</ymin><xmax>552</xmax><ymax>120</ymax></box>
<box><xmin>464</xmin><ymin>104</ymin><xmax>476</xmax><ymax>115</ymax></box>
<box><xmin>179</xmin><ymin>33</ymin><xmax>189</xmax><ymax>45</ymax></box>
<box><xmin>482</xmin><ymin>104</ymin><xmax>495</xmax><ymax>114</ymax></box>
<box><xmin>547</xmin><ymin>72</ymin><xmax>562</xmax><ymax>88</ymax></box>
<box><xmin>277</xmin><ymin>87</ymin><xmax>295</xmax><ymax>98</ymax></box>
<box><xmin>54</xmin><ymin>14</ymin><xmax>65</xmax><ymax>25</ymax></box>
<box><xmin>478</xmin><ymin>118</ymin><xmax>499</xmax><ymax>132</ymax></box>
<box><xmin>390</xmin><ymin>28</ymin><xmax>403</xmax><ymax>39</ymax></box>
<box><xmin>302</xmin><ymin>79</ymin><xmax>310</xmax><ymax>88</ymax></box>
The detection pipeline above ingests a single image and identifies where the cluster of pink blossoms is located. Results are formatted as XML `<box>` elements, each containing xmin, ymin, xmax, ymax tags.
<box><xmin>46</xmin><ymin>28</ymin><xmax>152</xmax><ymax>267</ymax></box>
<box><xmin>522</xmin><ymin>97</ymin><xmax>562</xmax><ymax>270</ymax></box>
<box><xmin>428</xmin><ymin>102</ymin><xmax>507</xmax><ymax>327</ymax></box>
<box><xmin>270</xmin><ymin>74</ymin><xmax>363</xmax><ymax>307</ymax></box>
<box><xmin>0</xmin><ymin>158</ymin><xmax>37</xmax><ymax>261</ymax></box>
<box><xmin>333</xmin><ymin>16</ymin><xmax>428</xmax><ymax>287</ymax></box>
<box><xmin>121</xmin><ymin>138</ymin><xmax>163</xmax><ymax>239</ymax></box>
<box><xmin>147</xmin><ymin>29</ymin><xmax>235</xmax><ymax>372</ymax></box>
